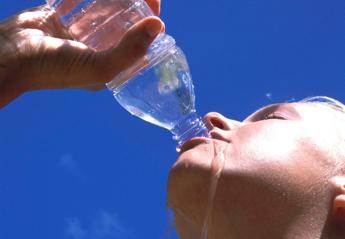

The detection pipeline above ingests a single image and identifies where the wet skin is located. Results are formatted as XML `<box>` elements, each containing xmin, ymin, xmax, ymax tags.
<box><xmin>168</xmin><ymin>103</ymin><xmax>345</xmax><ymax>239</ymax></box>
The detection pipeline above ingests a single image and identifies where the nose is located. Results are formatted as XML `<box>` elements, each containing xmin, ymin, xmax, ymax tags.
<box><xmin>204</xmin><ymin>112</ymin><xmax>241</xmax><ymax>130</ymax></box>
<box><xmin>204</xmin><ymin>112</ymin><xmax>242</xmax><ymax>141</ymax></box>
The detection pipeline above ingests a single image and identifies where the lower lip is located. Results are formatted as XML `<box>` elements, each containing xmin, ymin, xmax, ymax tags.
<box><xmin>179</xmin><ymin>137</ymin><xmax>210</xmax><ymax>154</ymax></box>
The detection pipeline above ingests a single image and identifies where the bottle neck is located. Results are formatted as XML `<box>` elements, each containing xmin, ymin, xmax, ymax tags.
<box><xmin>171</xmin><ymin>112</ymin><xmax>209</xmax><ymax>151</ymax></box>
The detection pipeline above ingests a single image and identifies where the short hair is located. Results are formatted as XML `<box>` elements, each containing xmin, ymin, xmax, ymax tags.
<box><xmin>299</xmin><ymin>96</ymin><xmax>345</xmax><ymax>113</ymax></box>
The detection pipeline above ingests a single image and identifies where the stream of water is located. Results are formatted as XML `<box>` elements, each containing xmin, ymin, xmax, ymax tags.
<box><xmin>200</xmin><ymin>142</ymin><xmax>227</xmax><ymax>239</ymax></box>
<box><xmin>164</xmin><ymin>140</ymin><xmax>228</xmax><ymax>239</ymax></box>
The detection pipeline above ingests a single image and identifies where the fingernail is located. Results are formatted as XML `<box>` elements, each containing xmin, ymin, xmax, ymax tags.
<box><xmin>145</xmin><ymin>20</ymin><xmax>162</xmax><ymax>38</ymax></box>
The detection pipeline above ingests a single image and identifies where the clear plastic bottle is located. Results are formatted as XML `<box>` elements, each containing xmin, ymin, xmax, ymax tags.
<box><xmin>46</xmin><ymin>0</ymin><xmax>209</xmax><ymax>150</ymax></box>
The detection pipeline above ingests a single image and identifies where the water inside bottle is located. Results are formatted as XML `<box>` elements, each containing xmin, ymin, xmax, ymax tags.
<box><xmin>114</xmin><ymin>46</ymin><xmax>195</xmax><ymax>131</ymax></box>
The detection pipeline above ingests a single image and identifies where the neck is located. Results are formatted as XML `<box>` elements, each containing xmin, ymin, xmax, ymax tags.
<box><xmin>209</xmin><ymin>204</ymin><xmax>329</xmax><ymax>239</ymax></box>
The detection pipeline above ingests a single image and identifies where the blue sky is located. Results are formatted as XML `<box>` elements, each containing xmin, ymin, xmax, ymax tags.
<box><xmin>1</xmin><ymin>0</ymin><xmax>345</xmax><ymax>238</ymax></box>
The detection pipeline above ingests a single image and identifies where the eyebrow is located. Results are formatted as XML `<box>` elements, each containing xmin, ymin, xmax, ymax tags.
<box><xmin>244</xmin><ymin>103</ymin><xmax>302</xmax><ymax>122</ymax></box>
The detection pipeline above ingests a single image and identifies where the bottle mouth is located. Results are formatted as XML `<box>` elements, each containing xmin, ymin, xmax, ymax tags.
<box><xmin>106</xmin><ymin>33</ymin><xmax>176</xmax><ymax>92</ymax></box>
<box><xmin>171</xmin><ymin>112</ymin><xmax>210</xmax><ymax>151</ymax></box>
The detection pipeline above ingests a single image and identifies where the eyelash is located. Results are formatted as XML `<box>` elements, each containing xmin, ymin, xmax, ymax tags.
<box><xmin>263</xmin><ymin>113</ymin><xmax>287</xmax><ymax>120</ymax></box>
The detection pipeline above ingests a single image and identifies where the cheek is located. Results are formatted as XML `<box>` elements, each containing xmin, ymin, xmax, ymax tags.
<box><xmin>224</xmin><ymin>124</ymin><xmax>325</xmax><ymax>200</ymax></box>
<box><xmin>232</xmin><ymin>122</ymin><xmax>308</xmax><ymax>173</ymax></box>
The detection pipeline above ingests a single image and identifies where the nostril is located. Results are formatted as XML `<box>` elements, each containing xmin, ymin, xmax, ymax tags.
<box><xmin>210</xmin><ymin>117</ymin><xmax>228</xmax><ymax>130</ymax></box>
<box><xmin>204</xmin><ymin>112</ymin><xmax>234</xmax><ymax>131</ymax></box>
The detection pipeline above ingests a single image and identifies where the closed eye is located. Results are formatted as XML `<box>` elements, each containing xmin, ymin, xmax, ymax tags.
<box><xmin>263</xmin><ymin>113</ymin><xmax>288</xmax><ymax>120</ymax></box>
<box><xmin>244</xmin><ymin>104</ymin><xmax>301</xmax><ymax>122</ymax></box>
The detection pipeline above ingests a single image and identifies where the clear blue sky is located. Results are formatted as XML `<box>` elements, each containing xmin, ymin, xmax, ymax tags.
<box><xmin>1</xmin><ymin>0</ymin><xmax>345</xmax><ymax>238</ymax></box>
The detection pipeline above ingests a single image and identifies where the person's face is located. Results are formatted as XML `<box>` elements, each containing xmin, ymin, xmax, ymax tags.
<box><xmin>168</xmin><ymin>103</ymin><xmax>345</xmax><ymax>238</ymax></box>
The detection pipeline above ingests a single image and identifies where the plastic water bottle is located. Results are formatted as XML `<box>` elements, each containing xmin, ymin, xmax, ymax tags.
<box><xmin>46</xmin><ymin>0</ymin><xmax>209</xmax><ymax>150</ymax></box>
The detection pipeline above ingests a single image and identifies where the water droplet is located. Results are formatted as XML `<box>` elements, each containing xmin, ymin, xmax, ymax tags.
<box><xmin>266</xmin><ymin>92</ymin><xmax>273</xmax><ymax>101</ymax></box>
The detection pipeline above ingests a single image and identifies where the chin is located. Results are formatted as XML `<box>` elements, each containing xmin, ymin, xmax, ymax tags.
<box><xmin>167</xmin><ymin>142</ymin><xmax>215</xmax><ymax>229</ymax></box>
<box><xmin>174</xmin><ymin>142</ymin><xmax>212</xmax><ymax>170</ymax></box>
<box><xmin>171</xmin><ymin>138</ymin><xmax>228</xmax><ymax>178</ymax></box>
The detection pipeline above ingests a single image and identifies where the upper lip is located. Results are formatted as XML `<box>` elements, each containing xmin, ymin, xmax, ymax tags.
<box><xmin>209</xmin><ymin>130</ymin><xmax>231</xmax><ymax>143</ymax></box>
<box><xmin>179</xmin><ymin>137</ymin><xmax>210</xmax><ymax>154</ymax></box>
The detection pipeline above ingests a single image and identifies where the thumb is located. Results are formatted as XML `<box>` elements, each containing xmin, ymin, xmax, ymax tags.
<box><xmin>95</xmin><ymin>16</ymin><xmax>164</xmax><ymax>85</ymax></box>
<box><xmin>21</xmin><ymin>17</ymin><xmax>164</xmax><ymax>92</ymax></box>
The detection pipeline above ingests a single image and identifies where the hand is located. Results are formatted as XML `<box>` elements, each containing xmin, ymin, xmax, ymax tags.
<box><xmin>0</xmin><ymin>0</ymin><xmax>164</xmax><ymax>108</ymax></box>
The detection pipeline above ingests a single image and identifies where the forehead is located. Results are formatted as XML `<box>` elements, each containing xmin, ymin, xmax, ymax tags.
<box><xmin>239</xmin><ymin>102</ymin><xmax>345</xmax><ymax>168</ymax></box>
<box><xmin>245</xmin><ymin>102</ymin><xmax>344</xmax><ymax>122</ymax></box>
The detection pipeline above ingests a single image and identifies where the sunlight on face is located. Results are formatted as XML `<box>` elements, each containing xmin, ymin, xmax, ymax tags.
<box><xmin>168</xmin><ymin>102</ymin><xmax>345</xmax><ymax>238</ymax></box>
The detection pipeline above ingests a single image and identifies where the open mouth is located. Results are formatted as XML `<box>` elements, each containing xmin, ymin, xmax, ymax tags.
<box><xmin>179</xmin><ymin>137</ymin><xmax>210</xmax><ymax>154</ymax></box>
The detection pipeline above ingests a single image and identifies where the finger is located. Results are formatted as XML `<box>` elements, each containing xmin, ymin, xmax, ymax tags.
<box><xmin>95</xmin><ymin>16</ymin><xmax>164</xmax><ymax>86</ymax></box>
<box><xmin>15</xmin><ymin>1</ymin><xmax>161</xmax><ymax>37</ymax></box>
<box><xmin>80</xmin><ymin>16</ymin><xmax>164</xmax><ymax>90</ymax></box>
<box><xmin>26</xmin><ymin>16</ymin><xmax>163</xmax><ymax>90</ymax></box>
<box><xmin>83</xmin><ymin>84</ymin><xmax>105</xmax><ymax>91</ymax></box>
<box><xmin>13</xmin><ymin>5</ymin><xmax>71</xmax><ymax>39</ymax></box>
<box><xmin>145</xmin><ymin>0</ymin><xmax>161</xmax><ymax>16</ymax></box>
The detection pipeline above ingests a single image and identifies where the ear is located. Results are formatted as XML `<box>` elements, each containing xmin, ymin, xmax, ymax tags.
<box><xmin>332</xmin><ymin>177</ymin><xmax>345</xmax><ymax>225</ymax></box>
